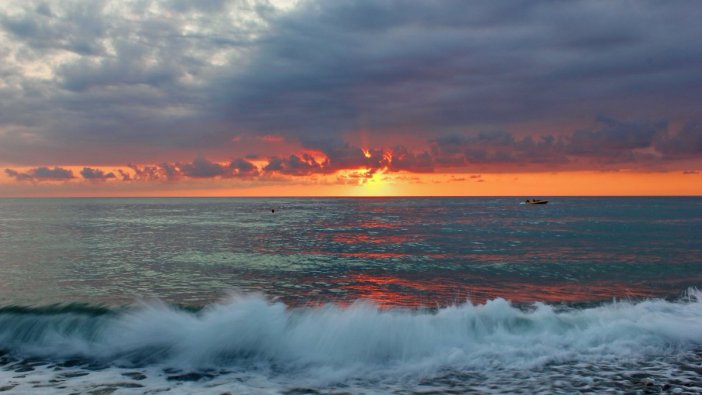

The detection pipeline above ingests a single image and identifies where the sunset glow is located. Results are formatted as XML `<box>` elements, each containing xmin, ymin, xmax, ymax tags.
<box><xmin>0</xmin><ymin>1</ymin><xmax>700</xmax><ymax>197</ymax></box>
<box><xmin>2</xmin><ymin>166</ymin><xmax>701</xmax><ymax>197</ymax></box>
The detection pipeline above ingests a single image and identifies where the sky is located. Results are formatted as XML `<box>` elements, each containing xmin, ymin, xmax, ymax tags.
<box><xmin>1</xmin><ymin>0</ymin><xmax>701</xmax><ymax>196</ymax></box>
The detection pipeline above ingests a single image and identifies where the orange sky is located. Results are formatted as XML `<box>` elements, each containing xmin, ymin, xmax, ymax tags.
<box><xmin>1</xmin><ymin>167</ymin><xmax>701</xmax><ymax>197</ymax></box>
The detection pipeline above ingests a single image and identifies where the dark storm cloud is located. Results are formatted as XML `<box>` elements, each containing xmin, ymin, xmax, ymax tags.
<box><xmin>431</xmin><ymin>131</ymin><xmax>567</xmax><ymax>167</ymax></box>
<box><xmin>263</xmin><ymin>154</ymin><xmax>324</xmax><ymax>176</ymax></box>
<box><xmin>229</xmin><ymin>158</ymin><xmax>259</xmax><ymax>177</ymax></box>
<box><xmin>127</xmin><ymin>163</ymin><xmax>175</xmax><ymax>182</ymax></box>
<box><xmin>215</xmin><ymin>0</ymin><xmax>702</xmax><ymax>146</ymax></box>
<box><xmin>1</xmin><ymin>0</ymin><xmax>702</xmax><ymax>171</ymax></box>
<box><xmin>655</xmin><ymin>121</ymin><xmax>702</xmax><ymax>159</ymax></box>
<box><xmin>127</xmin><ymin>156</ymin><xmax>259</xmax><ymax>181</ymax></box>
<box><xmin>178</xmin><ymin>156</ymin><xmax>259</xmax><ymax>178</ymax></box>
<box><xmin>567</xmin><ymin>116</ymin><xmax>666</xmax><ymax>157</ymax></box>
<box><xmin>80</xmin><ymin>167</ymin><xmax>116</xmax><ymax>181</ymax></box>
<box><xmin>386</xmin><ymin>146</ymin><xmax>434</xmax><ymax>173</ymax></box>
<box><xmin>427</xmin><ymin>115</ymin><xmax>702</xmax><ymax>169</ymax></box>
<box><xmin>5</xmin><ymin>166</ymin><xmax>75</xmax><ymax>181</ymax></box>
<box><xmin>178</xmin><ymin>155</ymin><xmax>228</xmax><ymax>178</ymax></box>
<box><xmin>321</xmin><ymin>144</ymin><xmax>384</xmax><ymax>170</ymax></box>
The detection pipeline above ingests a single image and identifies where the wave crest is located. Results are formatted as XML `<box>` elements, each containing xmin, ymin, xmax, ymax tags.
<box><xmin>1</xmin><ymin>289</ymin><xmax>702</xmax><ymax>372</ymax></box>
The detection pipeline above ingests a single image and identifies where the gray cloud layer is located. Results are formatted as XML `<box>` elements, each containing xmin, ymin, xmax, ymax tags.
<box><xmin>1</xmin><ymin>0</ymin><xmax>701</xmax><ymax>171</ymax></box>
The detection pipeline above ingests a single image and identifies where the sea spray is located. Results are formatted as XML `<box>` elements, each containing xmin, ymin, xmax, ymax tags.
<box><xmin>1</xmin><ymin>289</ymin><xmax>701</xmax><ymax>375</ymax></box>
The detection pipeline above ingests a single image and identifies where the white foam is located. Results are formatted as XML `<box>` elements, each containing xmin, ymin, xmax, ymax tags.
<box><xmin>1</xmin><ymin>289</ymin><xmax>702</xmax><ymax>388</ymax></box>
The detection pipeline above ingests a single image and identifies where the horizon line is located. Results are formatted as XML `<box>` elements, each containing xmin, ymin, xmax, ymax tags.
<box><xmin>1</xmin><ymin>195</ymin><xmax>701</xmax><ymax>199</ymax></box>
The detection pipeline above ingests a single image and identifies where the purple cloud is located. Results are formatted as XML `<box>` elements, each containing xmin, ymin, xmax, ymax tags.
<box><xmin>81</xmin><ymin>167</ymin><xmax>116</xmax><ymax>181</ymax></box>
<box><xmin>178</xmin><ymin>155</ymin><xmax>228</xmax><ymax>178</ymax></box>
<box><xmin>264</xmin><ymin>154</ymin><xmax>324</xmax><ymax>176</ymax></box>
<box><xmin>5</xmin><ymin>166</ymin><xmax>75</xmax><ymax>181</ymax></box>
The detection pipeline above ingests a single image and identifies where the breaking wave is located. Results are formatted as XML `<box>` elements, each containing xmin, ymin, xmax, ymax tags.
<box><xmin>1</xmin><ymin>289</ymin><xmax>702</xmax><ymax>376</ymax></box>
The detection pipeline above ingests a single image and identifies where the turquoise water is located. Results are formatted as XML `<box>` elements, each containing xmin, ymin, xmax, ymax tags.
<box><xmin>1</xmin><ymin>197</ymin><xmax>701</xmax><ymax>393</ymax></box>
<box><xmin>1</xmin><ymin>197</ymin><xmax>700</xmax><ymax>306</ymax></box>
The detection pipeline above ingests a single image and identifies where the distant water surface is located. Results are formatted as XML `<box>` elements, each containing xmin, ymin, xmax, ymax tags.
<box><xmin>0</xmin><ymin>197</ymin><xmax>701</xmax><ymax>394</ymax></box>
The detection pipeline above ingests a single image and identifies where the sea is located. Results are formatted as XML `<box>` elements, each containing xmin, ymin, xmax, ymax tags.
<box><xmin>0</xmin><ymin>197</ymin><xmax>701</xmax><ymax>394</ymax></box>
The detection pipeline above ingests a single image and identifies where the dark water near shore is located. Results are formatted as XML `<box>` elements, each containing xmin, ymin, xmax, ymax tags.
<box><xmin>1</xmin><ymin>197</ymin><xmax>701</xmax><ymax>393</ymax></box>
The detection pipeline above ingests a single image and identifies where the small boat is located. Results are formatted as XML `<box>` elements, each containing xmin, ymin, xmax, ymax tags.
<box><xmin>524</xmin><ymin>199</ymin><xmax>548</xmax><ymax>205</ymax></box>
